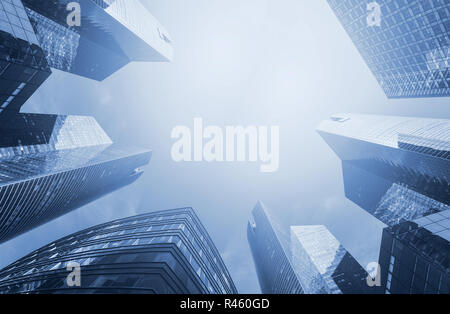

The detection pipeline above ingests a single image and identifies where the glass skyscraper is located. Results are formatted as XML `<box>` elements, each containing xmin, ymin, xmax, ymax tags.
<box><xmin>0</xmin><ymin>0</ymin><xmax>51</xmax><ymax>116</ymax></box>
<box><xmin>1</xmin><ymin>0</ymin><xmax>172</xmax><ymax>115</ymax></box>
<box><xmin>247</xmin><ymin>202</ymin><xmax>304</xmax><ymax>294</ymax></box>
<box><xmin>22</xmin><ymin>0</ymin><xmax>173</xmax><ymax>81</ymax></box>
<box><xmin>291</xmin><ymin>225</ymin><xmax>379</xmax><ymax>294</ymax></box>
<box><xmin>317</xmin><ymin>114</ymin><xmax>450</xmax><ymax>226</ymax></box>
<box><xmin>378</xmin><ymin>209</ymin><xmax>449</xmax><ymax>294</ymax></box>
<box><xmin>0</xmin><ymin>113</ymin><xmax>151</xmax><ymax>244</ymax></box>
<box><xmin>0</xmin><ymin>208</ymin><xmax>238</xmax><ymax>294</ymax></box>
<box><xmin>328</xmin><ymin>0</ymin><xmax>449</xmax><ymax>98</ymax></box>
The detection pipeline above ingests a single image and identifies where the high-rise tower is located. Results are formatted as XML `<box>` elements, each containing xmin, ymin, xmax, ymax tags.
<box><xmin>328</xmin><ymin>0</ymin><xmax>449</xmax><ymax>98</ymax></box>
<box><xmin>0</xmin><ymin>113</ymin><xmax>151</xmax><ymax>243</ymax></box>
<box><xmin>317</xmin><ymin>114</ymin><xmax>450</xmax><ymax>226</ymax></box>
<box><xmin>0</xmin><ymin>0</ymin><xmax>51</xmax><ymax>116</ymax></box>
<box><xmin>378</xmin><ymin>209</ymin><xmax>449</xmax><ymax>294</ymax></box>
<box><xmin>291</xmin><ymin>225</ymin><xmax>379</xmax><ymax>294</ymax></box>
<box><xmin>0</xmin><ymin>208</ymin><xmax>237</xmax><ymax>294</ymax></box>
<box><xmin>247</xmin><ymin>202</ymin><xmax>304</xmax><ymax>294</ymax></box>
<box><xmin>22</xmin><ymin>0</ymin><xmax>173</xmax><ymax>81</ymax></box>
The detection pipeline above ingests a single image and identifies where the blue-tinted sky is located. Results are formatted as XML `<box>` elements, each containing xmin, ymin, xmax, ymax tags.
<box><xmin>0</xmin><ymin>0</ymin><xmax>448</xmax><ymax>293</ymax></box>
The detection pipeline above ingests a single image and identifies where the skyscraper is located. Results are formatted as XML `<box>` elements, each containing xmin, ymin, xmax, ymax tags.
<box><xmin>0</xmin><ymin>208</ymin><xmax>238</xmax><ymax>294</ymax></box>
<box><xmin>22</xmin><ymin>0</ymin><xmax>173</xmax><ymax>81</ymax></box>
<box><xmin>291</xmin><ymin>225</ymin><xmax>379</xmax><ymax>294</ymax></box>
<box><xmin>328</xmin><ymin>0</ymin><xmax>449</xmax><ymax>98</ymax></box>
<box><xmin>378</xmin><ymin>209</ymin><xmax>449</xmax><ymax>294</ymax></box>
<box><xmin>0</xmin><ymin>113</ymin><xmax>151</xmax><ymax>244</ymax></box>
<box><xmin>0</xmin><ymin>0</ymin><xmax>51</xmax><ymax>116</ymax></box>
<box><xmin>2</xmin><ymin>0</ymin><xmax>172</xmax><ymax>114</ymax></box>
<box><xmin>317</xmin><ymin>114</ymin><xmax>450</xmax><ymax>226</ymax></box>
<box><xmin>247</xmin><ymin>202</ymin><xmax>304</xmax><ymax>294</ymax></box>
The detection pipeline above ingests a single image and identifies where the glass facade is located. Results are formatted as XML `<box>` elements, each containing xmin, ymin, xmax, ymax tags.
<box><xmin>379</xmin><ymin>210</ymin><xmax>450</xmax><ymax>294</ymax></box>
<box><xmin>0</xmin><ymin>113</ymin><xmax>151</xmax><ymax>244</ymax></box>
<box><xmin>0</xmin><ymin>208</ymin><xmax>238</xmax><ymax>294</ymax></box>
<box><xmin>317</xmin><ymin>114</ymin><xmax>450</xmax><ymax>226</ymax></box>
<box><xmin>22</xmin><ymin>0</ymin><xmax>173</xmax><ymax>81</ymax></box>
<box><xmin>328</xmin><ymin>0</ymin><xmax>449</xmax><ymax>98</ymax></box>
<box><xmin>25</xmin><ymin>8</ymin><xmax>80</xmax><ymax>73</ymax></box>
<box><xmin>247</xmin><ymin>202</ymin><xmax>304</xmax><ymax>294</ymax></box>
<box><xmin>291</xmin><ymin>225</ymin><xmax>379</xmax><ymax>294</ymax></box>
<box><xmin>0</xmin><ymin>0</ymin><xmax>51</xmax><ymax>115</ymax></box>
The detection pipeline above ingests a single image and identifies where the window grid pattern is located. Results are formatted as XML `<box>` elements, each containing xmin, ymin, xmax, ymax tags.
<box><xmin>379</xmin><ymin>212</ymin><xmax>449</xmax><ymax>294</ymax></box>
<box><xmin>415</xmin><ymin>209</ymin><xmax>450</xmax><ymax>241</ymax></box>
<box><xmin>0</xmin><ymin>0</ymin><xmax>37</xmax><ymax>44</ymax></box>
<box><xmin>399</xmin><ymin>132</ymin><xmax>450</xmax><ymax>160</ymax></box>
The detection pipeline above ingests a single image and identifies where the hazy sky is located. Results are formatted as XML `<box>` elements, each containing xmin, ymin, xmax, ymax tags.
<box><xmin>1</xmin><ymin>0</ymin><xmax>448</xmax><ymax>293</ymax></box>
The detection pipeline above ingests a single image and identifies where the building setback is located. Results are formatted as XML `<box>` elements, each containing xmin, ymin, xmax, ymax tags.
<box><xmin>0</xmin><ymin>113</ymin><xmax>151</xmax><ymax>243</ymax></box>
<box><xmin>317</xmin><ymin>113</ymin><xmax>450</xmax><ymax>226</ymax></box>
<box><xmin>22</xmin><ymin>0</ymin><xmax>173</xmax><ymax>81</ymax></box>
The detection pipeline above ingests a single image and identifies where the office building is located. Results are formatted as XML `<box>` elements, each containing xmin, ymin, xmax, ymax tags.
<box><xmin>247</xmin><ymin>202</ymin><xmax>304</xmax><ymax>294</ymax></box>
<box><xmin>378</xmin><ymin>209</ymin><xmax>449</xmax><ymax>294</ymax></box>
<box><xmin>328</xmin><ymin>0</ymin><xmax>449</xmax><ymax>98</ymax></box>
<box><xmin>291</xmin><ymin>225</ymin><xmax>379</xmax><ymax>294</ymax></box>
<box><xmin>22</xmin><ymin>0</ymin><xmax>173</xmax><ymax>81</ymax></box>
<box><xmin>317</xmin><ymin>114</ymin><xmax>450</xmax><ymax>226</ymax></box>
<box><xmin>0</xmin><ymin>0</ymin><xmax>51</xmax><ymax>116</ymax></box>
<box><xmin>0</xmin><ymin>113</ymin><xmax>151</xmax><ymax>243</ymax></box>
<box><xmin>0</xmin><ymin>208</ymin><xmax>237</xmax><ymax>294</ymax></box>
